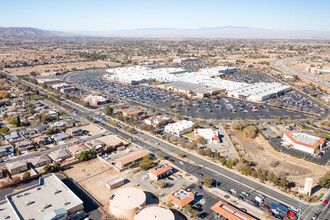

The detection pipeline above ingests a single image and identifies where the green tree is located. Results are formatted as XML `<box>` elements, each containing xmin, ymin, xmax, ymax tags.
<box><xmin>205</xmin><ymin>148</ymin><xmax>212</xmax><ymax>157</ymax></box>
<box><xmin>204</xmin><ymin>177</ymin><xmax>212</xmax><ymax>188</ymax></box>
<box><xmin>105</xmin><ymin>106</ymin><xmax>113</xmax><ymax>116</ymax></box>
<box><xmin>318</xmin><ymin>172</ymin><xmax>330</xmax><ymax>188</ymax></box>
<box><xmin>128</xmin><ymin>161</ymin><xmax>135</xmax><ymax>168</ymax></box>
<box><xmin>242</xmin><ymin>164</ymin><xmax>252</xmax><ymax>176</ymax></box>
<box><xmin>23</xmin><ymin>172</ymin><xmax>31</xmax><ymax>179</ymax></box>
<box><xmin>0</xmin><ymin>127</ymin><xmax>9</xmax><ymax>134</ymax></box>
<box><xmin>213</xmin><ymin>151</ymin><xmax>221</xmax><ymax>160</ymax></box>
<box><xmin>157</xmin><ymin>179</ymin><xmax>166</xmax><ymax>188</ymax></box>
<box><xmin>43</xmin><ymin>164</ymin><xmax>52</xmax><ymax>173</ymax></box>
<box><xmin>166</xmin><ymin>200</ymin><xmax>173</xmax><ymax>208</ymax></box>
<box><xmin>191</xmin><ymin>209</ymin><xmax>198</xmax><ymax>218</ymax></box>
<box><xmin>183</xmin><ymin>204</ymin><xmax>192</xmax><ymax>213</ymax></box>
<box><xmin>140</xmin><ymin>155</ymin><xmax>155</xmax><ymax>169</ymax></box>
<box><xmin>279</xmin><ymin>176</ymin><xmax>290</xmax><ymax>189</ymax></box>
<box><xmin>52</xmin><ymin>162</ymin><xmax>61</xmax><ymax>171</ymax></box>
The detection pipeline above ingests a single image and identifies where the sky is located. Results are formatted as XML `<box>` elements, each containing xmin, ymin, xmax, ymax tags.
<box><xmin>0</xmin><ymin>0</ymin><xmax>329</xmax><ymax>32</ymax></box>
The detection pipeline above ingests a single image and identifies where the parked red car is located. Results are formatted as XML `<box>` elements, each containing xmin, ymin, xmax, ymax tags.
<box><xmin>263</xmin><ymin>205</ymin><xmax>270</xmax><ymax>209</ymax></box>
<box><xmin>323</xmin><ymin>200</ymin><xmax>328</xmax><ymax>205</ymax></box>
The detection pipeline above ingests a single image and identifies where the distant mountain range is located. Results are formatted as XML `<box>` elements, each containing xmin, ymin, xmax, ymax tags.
<box><xmin>1</xmin><ymin>26</ymin><xmax>330</xmax><ymax>39</ymax></box>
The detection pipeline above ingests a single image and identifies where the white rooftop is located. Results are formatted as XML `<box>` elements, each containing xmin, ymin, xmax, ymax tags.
<box><xmin>5</xmin><ymin>174</ymin><xmax>83</xmax><ymax>220</ymax></box>
<box><xmin>194</xmin><ymin>128</ymin><xmax>219</xmax><ymax>141</ymax></box>
<box><xmin>134</xmin><ymin>205</ymin><xmax>175</xmax><ymax>220</ymax></box>
<box><xmin>165</xmin><ymin>120</ymin><xmax>194</xmax><ymax>132</ymax></box>
<box><xmin>290</xmin><ymin>133</ymin><xmax>321</xmax><ymax>146</ymax></box>
<box><xmin>110</xmin><ymin>187</ymin><xmax>146</xmax><ymax>210</ymax></box>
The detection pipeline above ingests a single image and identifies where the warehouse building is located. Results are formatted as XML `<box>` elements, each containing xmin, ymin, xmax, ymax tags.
<box><xmin>0</xmin><ymin>174</ymin><xmax>84</xmax><ymax>220</ymax></box>
<box><xmin>164</xmin><ymin>120</ymin><xmax>194</xmax><ymax>136</ymax></box>
<box><xmin>283</xmin><ymin>132</ymin><xmax>325</xmax><ymax>154</ymax></box>
<box><xmin>158</xmin><ymin>81</ymin><xmax>223</xmax><ymax>98</ymax></box>
<box><xmin>227</xmin><ymin>82</ymin><xmax>291</xmax><ymax>102</ymax></box>
<box><xmin>211</xmin><ymin>200</ymin><xmax>256</xmax><ymax>220</ymax></box>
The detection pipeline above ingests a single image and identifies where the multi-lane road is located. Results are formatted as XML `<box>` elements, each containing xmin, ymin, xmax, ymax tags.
<box><xmin>274</xmin><ymin>58</ymin><xmax>330</xmax><ymax>88</ymax></box>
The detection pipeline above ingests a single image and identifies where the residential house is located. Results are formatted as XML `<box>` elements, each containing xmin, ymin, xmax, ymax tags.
<box><xmin>32</xmin><ymin>135</ymin><xmax>51</xmax><ymax>146</ymax></box>
<box><xmin>19</xmin><ymin>128</ymin><xmax>37</xmax><ymax>138</ymax></box>
<box><xmin>29</xmin><ymin>154</ymin><xmax>51</xmax><ymax>168</ymax></box>
<box><xmin>15</xmin><ymin>139</ymin><xmax>35</xmax><ymax>151</ymax></box>
<box><xmin>51</xmin><ymin>121</ymin><xmax>67</xmax><ymax>128</ymax></box>
<box><xmin>0</xmin><ymin>144</ymin><xmax>14</xmax><ymax>158</ymax></box>
<box><xmin>66</xmin><ymin>127</ymin><xmax>83</xmax><ymax>137</ymax></box>
<box><xmin>4</xmin><ymin>131</ymin><xmax>21</xmax><ymax>142</ymax></box>
<box><xmin>6</xmin><ymin>160</ymin><xmax>28</xmax><ymax>175</ymax></box>
<box><xmin>51</xmin><ymin>132</ymin><xmax>70</xmax><ymax>142</ymax></box>
<box><xmin>68</xmin><ymin>144</ymin><xmax>88</xmax><ymax>156</ymax></box>
<box><xmin>85</xmin><ymin>139</ymin><xmax>106</xmax><ymax>150</ymax></box>
<box><xmin>34</xmin><ymin>124</ymin><xmax>48</xmax><ymax>133</ymax></box>
<box><xmin>48</xmin><ymin>149</ymin><xmax>71</xmax><ymax>162</ymax></box>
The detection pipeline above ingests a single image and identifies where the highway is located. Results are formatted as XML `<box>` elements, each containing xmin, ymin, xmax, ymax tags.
<box><xmin>274</xmin><ymin>58</ymin><xmax>330</xmax><ymax>88</ymax></box>
<box><xmin>1</xmin><ymin>71</ymin><xmax>329</xmax><ymax>219</ymax></box>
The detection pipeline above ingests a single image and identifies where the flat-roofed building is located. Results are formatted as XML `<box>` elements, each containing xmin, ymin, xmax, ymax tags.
<box><xmin>4</xmin><ymin>173</ymin><xmax>84</xmax><ymax>220</ymax></box>
<box><xmin>36</xmin><ymin>78</ymin><xmax>62</xmax><ymax>85</ymax></box>
<box><xmin>118</xmin><ymin>107</ymin><xmax>143</xmax><ymax>117</ymax></box>
<box><xmin>82</xmin><ymin>94</ymin><xmax>110</xmax><ymax>105</ymax></box>
<box><xmin>211</xmin><ymin>200</ymin><xmax>256</xmax><ymax>220</ymax></box>
<box><xmin>167</xmin><ymin>188</ymin><xmax>194</xmax><ymax>209</ymax></box>
<box><xmin>227</xmin><ymin>83</ymin><xmax>291</xmax><ymax>102</ymax></box>
<box><xmin>164</xmin><ymin>120</ymin><xmax>194</xmax><ymax>136</ymax></box>
<box><xmin>105</xmin><ymin>177</ymin><xmax>125</xmax><ymax>190</ymax></box>
<box><xmin>158</xmin><ymin>81</ymin><xmax>223</xmax><ymax>98</ymax></box>
<box><xmin>283</xmin><ymin>132</ymin><xmax>325</xmax><ymax>154</ymax></box>
<box><xmin>193</xmin><ymin>128</ymin><xmax>220</xmax><ymax>144</ymax></box>
<box><xmin>144</xmin><ymin>115</ymin><xmax>170</xmax><ymax>127</ymax></box>
<box><xmin>148</xmin><ymin>164</ymin><xmax>173</xmax><ymax>181</ymax></box>
<box><xmin>114</xmin><ymin>150</ymin><xmax>149</xmax><ymax>171</ymax></box>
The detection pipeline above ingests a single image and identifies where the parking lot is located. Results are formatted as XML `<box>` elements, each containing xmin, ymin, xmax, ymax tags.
<box><xmin>222</xmin><ymin>71</ymin><xmax>275</xmax><ymax>84</ymax></box>
<box><xmin>70</xmin><ymin>71</ymin><xmax>309</xmax><ymax>121</ymax></box>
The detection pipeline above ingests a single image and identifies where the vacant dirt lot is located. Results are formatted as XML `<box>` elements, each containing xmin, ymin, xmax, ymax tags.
<box><xmin>80</xmin><ymin>124</ymin><xmax>102</xmax><ymax>135</ymax></box>
<box><xmin>232</xmin><ymin>130</ymin><xmax>329</xmax><ymax>188</ymax></box>
<box><xmin>64</xmin><ymin>158</ymin><xmax>117</xmax><ymax>208</ymax></box>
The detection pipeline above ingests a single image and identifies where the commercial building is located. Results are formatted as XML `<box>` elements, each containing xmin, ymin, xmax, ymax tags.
<box><xmin>211</xmin><ymin>200</ymin><xmax>256</xmax><ymax>220</ymax></box>
<box><xmin>167</xmin><ymin>188</ymin><xmax>194</xmax><ymax>209</ymax></box>
<box><xmin>52</xmin><ymin>83</ymin><xmax>75</xmax><ymax>93</ymax></box>
<box><xmin>173</xmin><ymin>57</ymin><xmax>200</xmax><ymax>64</ymax></box>
<box><xmin>36</xmin><ymin>78</ymin><xmax>62</xmax><ymax>85</ymax></box>
<box><xmin>303</xmin><ymin>178</ymin><xmax>313</xmax><ymax>196</ymax></box>
<box><xmin>134</xmin><ymin>205</ymin><xmax>175</xmax><ymax>220</ymax></box>
<box><xmin>1</xmin><ymin>174</ymin><xmax>84</xmax><ymax>220</ymax></box>
<box><xmin>193</xmin><ymin>128</ymin><xmax>220</xmax><ymax>144</ymax></box>
<box><xmin>118</xmin><ymin>107</ymin><xmax>143</xmax><ymax>117</ymax></box>
<box><xmin>144</xmin><ymin>115</ymin><xmax>170</xmax><ymax>127</ymax></box>
<box><xmin>114</xmin><ymin>150</ymin><xmax>149</xmax><ymax>171</ymax></box>
<box><xmin>148</xmin><ymin>164</ymin><xmax>173</xmax><ymax>181</ymax></box>
<box><xmin>228</xmin><ymin>82</ymin><xmax>291</xmax><ymax>102</ymax></box>
<box><xmin>105</xmin><ymin>177</ymin><xmax>125</xmax><ymax>190</ymax></box>
<box><xmin>164</xmin><ymin>120</ymin><xmax>194</xmax><ymax>136</ymax></box>
<box><xmin>110</xmin><ymin>187</ymin><xmax>146</xmax><ymax>219</ymax></box>
<box><xmin>82</xmin><ymin>94</ymin><xmax>110</xmax><ymax>105</ymax></box>
<box><xmin>158</xmin><ymin>81</ymin><xmax>223</xmax><ymax>98</ymax></box>
<box><xmin>283</xmin><ymin>132</ymin><xmax>325</xmax><ymax>154</ymax></box>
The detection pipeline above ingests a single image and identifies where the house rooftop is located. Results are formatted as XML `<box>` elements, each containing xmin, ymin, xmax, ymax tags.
<box><xmin>167</xmin><ymin>188</ymin><xmax>194</xmax><ymax>208</ymax></box>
